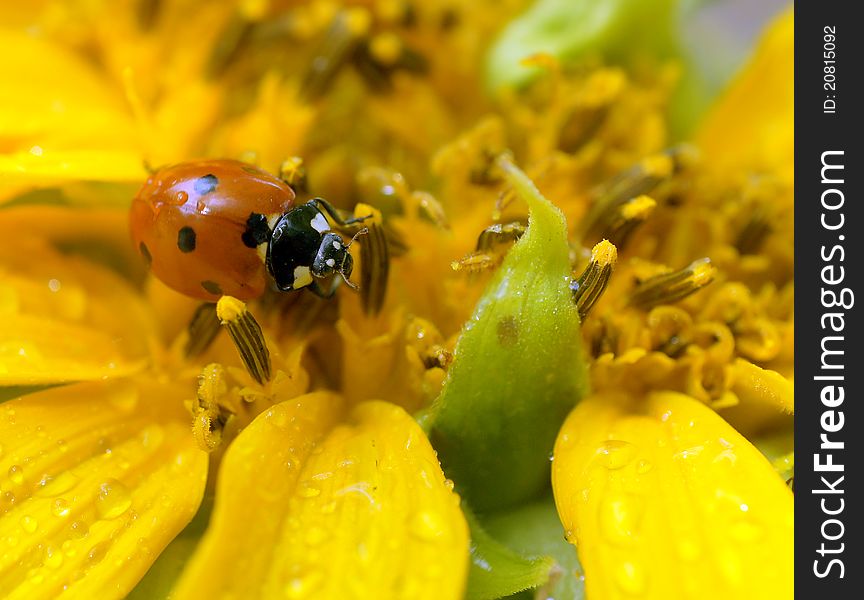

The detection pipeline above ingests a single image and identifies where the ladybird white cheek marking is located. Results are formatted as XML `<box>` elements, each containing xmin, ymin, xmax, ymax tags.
<box><xmin>310</xmin><ymin>213</ymin><xmax>330</xmax><ymax>234</ymax></box>
<box><xmin>333</xmin><ymin>241</ymin><xmax>342</xmax><ymax>250</ymax></box>
<box><xmin>293</xmin><ymin>265</ymin><xmax>313</xmax><ymax>288</ymax></box>
<box><xmin>325</xmin><ymin>258</ymin><xmax>336</xmax><ymax>268</ymax></box>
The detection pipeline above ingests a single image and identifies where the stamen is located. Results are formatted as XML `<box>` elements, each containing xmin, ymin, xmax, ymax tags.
<box><xmin>300</xmin><ymin>8</ymin><xmax>372</xmax><ymax>100</ymax></box>
<box><xmin>191</xmin><ymin>364</ymin><xmax>233</xmax><ymax>453</ymax></box>
<box><xmin>735</xmin><ymin>209</ymin><xmax>772</xmax><ymax>254</ymax></box>
<box><xmin>602</xmin><ymin>194</ymin><xmax>656</xmax><ymax>247</ymax></box>
<box><xmin>476</xmin><ymin>222</ymin><xmax>527</xmax><ymax>252</ymax></box>
<box><xmin>629</xmin><ymin>257</ymin><xmax>716</xmax><ymax>309</ymax></box>
<box><xmin>184</xmin><ymin>303</ymin><xmax>221</xmax><ymax>358</ymax></box>
<box><xmin>355</xmin><ymin>204</ymin><xmax>389</xmax><ymax>315</ymax></box>
<box><xmin>452</xmin><ymin>221</ymin><xmax>527</xmax><ymax>274</ymax></box>
<box><xmin>578</xmin><ymin>146</ymin><xmax>694</xmax><ymax>242</ymax></box>
<box><xmin>216</xmin><ymin>296</ymin><xmax>272</xmax><ymax>384</ymax></box>
<box><xmin>451</xmin><ymin>252</ymin><xmax>498</xmax><ymax>274</ymax></box>
<box><xmin>570</xmin><ymin>240</ymin><xmax>617</xmax><ymax>320</ymax></box>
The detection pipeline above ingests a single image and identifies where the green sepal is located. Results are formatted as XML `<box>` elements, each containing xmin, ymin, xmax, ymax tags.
<box><xmin>465</xmin><ymin>507</ymin><xmax>556</xmax><ymax>600</ymax></box>
<box><xmin>486</xmin><ymin>0</ymin><xmax>679</xmax><ymax>91</ymax></box>
<box><xmin>485</xmin><ymin>495</ymin><xmax>586</xmax><ymax>600</ymax></box>
<box><xmin>429</xmin><ymin>159</ymin><xmax>587</xmax><ymax>511</ymax></box>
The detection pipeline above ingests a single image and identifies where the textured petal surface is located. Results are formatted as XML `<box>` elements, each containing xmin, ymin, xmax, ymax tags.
<box><xmin>0</xmin><ymin>238</ymin><xmax>155</xmax><ymax>385</ymax></box>
<box><xmin>552</xmin><ymin>391</ymin><xmax>793</xmax><ymax>600</ymax></box>
<box><xmin>0</xmin><ymin>378</ymin><xmax>208</xmax><ymax>599</ymax></box>
<box><xmin>174</xmin><ymin>397</ymin><xmax>469</xmax><ymax>600</ymax></box>
<box><xmin>0</xmin><ymin>31</ymin><xmax>144</xmax><ymax>194</ymax></box>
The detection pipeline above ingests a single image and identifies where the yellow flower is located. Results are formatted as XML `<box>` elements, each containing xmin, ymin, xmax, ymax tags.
<box><xmin>1</xmin><ymin>1</ymin><xmax>793</xmax><ymax>599</ymax></box>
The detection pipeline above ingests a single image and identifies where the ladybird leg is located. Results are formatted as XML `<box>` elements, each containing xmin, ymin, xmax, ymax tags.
<box><xmin>308</xmin><ymin>197</ymin><xmax>371</xmax><ymax>228</ymax></box>
<box><xmin>184</xmin><ymin>302</ymin><xmax>221</xmax><ymax>358</ymax></box>
<box><xmin>308</xmin><ymin>275</ymin><xmax>340</xmax><ymax>299</ymax></box>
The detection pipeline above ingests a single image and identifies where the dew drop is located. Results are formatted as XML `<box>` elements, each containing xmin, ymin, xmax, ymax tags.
<box><xmin>596</xmin><ymin>440</ymin><xmax>637</xmax><ymax>470</ymax></box>
<box><xmin>284</xmin><ymin>569</ymin><xmax>323</xmax><ymax>599</ymax></box>
<box><xmin>20</xmin><ymin>514</ymin><xmax>38</xmax><ymax>533</ymax></box>
<box><xmin>35</xmin><ymin>472</ymin><xmax>78</xmax><ymax>498</ymax></box>
<box><xmin>5</xmin><ymin>535</ymin><xmax>19</xmax><ymax>547</ymax></box>
<box><xmin>174</xmin><ymin>191</ymin><xmax>189</xmax><ymax>204</ymax></box>
<box><xmin>310</xmin><ymin>471</ymin><xmax>333</xmax><ymax>482</ymax></box>
<box><xmin>615</xmin><ymin>560</ymin><xmax>648</xmax><ymax>595</ymax></box>
<box><xmin>443</xmin><ymin>479</ymin><xmax>455</xmax><ymax>492</ymax></box>
<box><xmin>87</xmin><ymin>540</ymin><xmax>110</xmax><ymax>566</ymax></box>
<box><xmin>298</xmin><ymin>483</ymin><xmax>321</xmax><ymax>498</ymax></box>
<box><xmin>52</xmin><ymin>498</ymin><xmax>71</xmax><ymax>518</ymax></box>
<box><xmin>599</xmin><ymin>492</ymin><xmax>644</xmax><ymax>546</ymax></box>
<box><xmin>96</xmin><ymin>479</ymin><xmax>133</xmax><ymax>520</ymax></box>
<box><xmin>410</xmin><ymin>510</ymin><xmax>445</xmax><ymax>542</ymax></box>
<box><xmin>8</xmin><ymin>464</ymin><xmax>25</xmax><ymax>485</ymax></box>
<box><xmin>109</xmin><ymin>384</ymin><xmax>139</xmax><ymax>413</ymax></box>
<box><xmin>68</xmin><ymin>520</ymin><xmax>88</xmax><ymax>539</ymax></box>
<box><xmin>62</xmin><ymin>539</ymin><xmax>79</xmax><ymax>558</ymax></box>
<box><xmin>636</xmin><ymin>459</ymin><xmax>653</xmax><ymax>474</ymax></box>
<box><xmin>44</xmin><ymin>544</ymin><xmax>64</xmax><ymax>569</ymax></box>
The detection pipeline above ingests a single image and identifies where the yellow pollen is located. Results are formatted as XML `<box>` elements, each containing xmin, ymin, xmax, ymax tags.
<box><xmin>216</xmin><ymin>296</ymin><xmax>248</xmax><ymax>324</ymax></box>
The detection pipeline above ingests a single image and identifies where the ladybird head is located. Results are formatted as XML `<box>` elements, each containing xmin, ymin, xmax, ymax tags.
<box><xmin>313</xmin><ymin>232</ymin><xmax>353</xmax><ymax>279</ymax></box>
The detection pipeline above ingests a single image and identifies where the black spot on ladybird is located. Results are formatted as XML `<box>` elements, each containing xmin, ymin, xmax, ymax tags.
<box><xmin>194</xmin><ymin>174</ymin><xmax>219</xmax><ymax>195</ymax></box>
<box><xmin>201</xmin><ymin>280</ymin><xmax>223</xmax><ymax>295</ymax></box>
<box><xmin>139</xmin><ymin>242</ymin><xmax>152</xmax><ymax>266</ymax></box>
<box><xmin>241</xmin><ymin>212</ymin><xmax>271</xmax><ymax>248</ymax></box>
<box><xmin>178</xmin><ymin>226</ymin><xmax>197</xmax><ymax>253</ymax></box>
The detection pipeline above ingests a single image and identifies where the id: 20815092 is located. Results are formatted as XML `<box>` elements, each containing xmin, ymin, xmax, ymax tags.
<box><xmin>824</xmin><ymin>25</ymin><xmax>837</xmax><ymax>114</ymax></box>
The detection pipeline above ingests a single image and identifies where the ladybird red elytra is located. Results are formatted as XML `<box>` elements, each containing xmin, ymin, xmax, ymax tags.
<box><xmin>130</xmin><ymin>159</ymin><xmax>364</xmax><ymax>302</ymax></box>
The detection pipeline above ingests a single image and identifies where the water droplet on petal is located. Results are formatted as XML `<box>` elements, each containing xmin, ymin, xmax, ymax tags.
<box><xmin>44</xmin><ymin>544</ymin><xmax>64</xmax><ymax>569</ymax></box>
<box><xmin>298</xmin><ymin>483</ymin><xmax>321</xmax><ymax>498</ymax></box>
<box><xmin>35</xmin><ymin>472</ymin><xmax>78</xmax><ymax>497</ymax></box>
<box><xmin>8</xmin><ymin>464</ymin><xmax>24</xmax><ymax>485</ymax></box>
<box><xmin>284</xmin><ymin>568</ymin><xmax>322</xmax><ymax>598</ymax></box>
<box><xmin>52</xmin><ymin>498</ymin><xmax>71</xmax><ymax>518</ymax></box>
<box><xmin>20</xmin><ymin>514</ymin><xmax>38</xmax><ymax>533</ymax></box>
<box><xmin>615</xmin><ymin>560</ymin><xmax>648</xmax><ymax>595</ymax></box>
<box><xmin>636</xmin><ymin>459</ymin><xmax>653</xmax><ymax>474</ymax></box>
<box><xmin>443</xmin><ymin>479</ymin><xmax>455</xmax><ymax>492</ymax></box>
<box><xmin>87</xmin><ymin>540</ymin><xmax>110</xmax><ymax>566</ymax></box>
<box><xmin>596</xmin><ymin>440</ymin><xmax>637</xmax><ymax>470</ymax></box>
<box><xmin>96</xmin><ymin>479</ymin><xmax>133</xmax><ymax>519</ymax></box>
<box><xmin>410</xmin><ymin>510</ymin><xmax>446</xmax><ymax>542</ymax></box>
<box><xmin>599</xmin><ymin>492</ymin><xmax>644</xmax><ymax>546</ymax></box>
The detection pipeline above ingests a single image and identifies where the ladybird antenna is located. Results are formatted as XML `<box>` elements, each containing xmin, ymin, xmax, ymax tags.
<box><xmin>347</xmin><ymin>227</ymin><xmax>369</xmax><ymax>247</ymax></box>
<box><xmin>339</xmin><ymin>227</ymin><xmax>368</xmax><ymax>291</ymax></box>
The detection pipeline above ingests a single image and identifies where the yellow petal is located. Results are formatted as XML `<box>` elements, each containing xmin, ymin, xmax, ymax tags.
<box><xmin>731</xmin><ymin>358</ymin><xmax>794</xmax><ymax>415</ymax></box>
<box><xmin>552</xmin><ymin>391</ymin><xmax>793</xmax><ymax>600</ymax></box>
<box><xmin>0</xmin><ymin>377</ymin><xmax>208</xmax><ymax>598</ymax></box>
<box><xmin>0</xmin><ymin>238</ymin><xmax>156</xmax><ymax>385</ymax></box>
<box><xmin>696</xmin><ymin>8</ymin><xmax>793</xmax><ymax>181</ymax></box>
<box><xmin>0</xmin><ymin>31</ymin><xmax>144</xmax><ymax>193</ymax></box>
<box><xmin>174</xmin><ymin>398</ymin><xmax>469</xmax><ymax>599</ymax></box>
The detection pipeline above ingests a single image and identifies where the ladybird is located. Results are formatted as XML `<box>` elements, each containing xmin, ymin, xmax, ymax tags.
<box><xmin>130</xmin><ymin>159</ymin><xmax>365</xmax><ymax>302</ymax></box>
